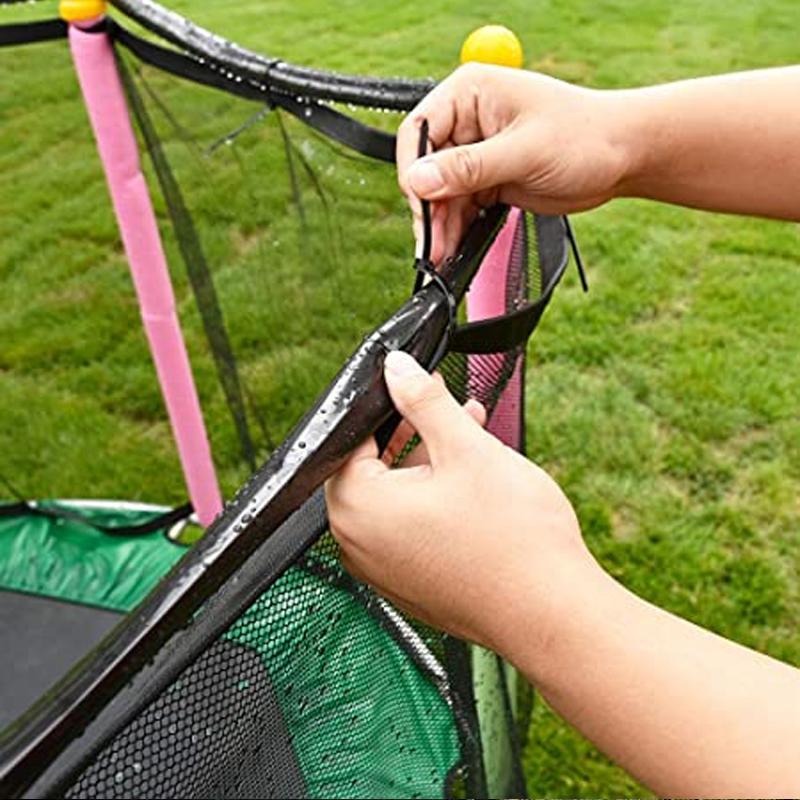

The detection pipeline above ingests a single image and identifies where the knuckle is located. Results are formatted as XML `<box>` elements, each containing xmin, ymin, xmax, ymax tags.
<box><xmin>452</xmin><ymin>147</ymin><xmax>482</xmax><ymax>190</ymax></box>
<box><xmin>325</xmin><ymin>485</ymin><xmax>346</xmax><ymax>525</ymax></box>
<box><xmin>445</xmin><ymin>430</ymin><xmax>483</xmax><ymax>466</ymax></box>
<box><xmin>328</xmin><ymin>502</ymin><xmax>357</xmax><ymax>547</ymax></box>
<box><xmin>326</xmin><ymin>474</ymin><xmax>357</xmax><ymax>518</ymax></box>
<box><xmin>455</xmin><ymin>61</ymin><xmax>485</xmax><ymax>83</ymax></box>
<box><xmin>401</xmin><ymin>110</ymin><xmax>427</xmax><ymax>140</ymax></box>
<box><xmin>402</xmin><ymin>377</ymin><xmax>443</xmax><ymax>415</ymax></box>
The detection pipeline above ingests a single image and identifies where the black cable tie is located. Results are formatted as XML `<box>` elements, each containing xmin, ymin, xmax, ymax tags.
<box><xmin>409</xmin><ymin>120</ymin><xmax>457</xmax><ymax>341</ymax></box>
<box><xmin>417</xmin><ymin>260</ymin><xmax>457</xmax><ymax>326</ymax></box>
<box><xmin>563</xmin><ymin>216</ymin><xmax>588</xmax><ymax>292</ymax></box>
<box><xmin>412</xmin><ymin>119</ymin><xmax>433</xmax><ymax>294</ymax></box>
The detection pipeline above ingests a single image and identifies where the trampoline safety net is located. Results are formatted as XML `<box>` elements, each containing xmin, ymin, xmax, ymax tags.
<box><xmin>60</xmin><ymin>209</ymin><xmax>560</xmax><ymax>800</ymax></box>
<box><xmin>0</xmin><ymin>3</ymin><xmax>578</xmax><ymax>798</ymax></box>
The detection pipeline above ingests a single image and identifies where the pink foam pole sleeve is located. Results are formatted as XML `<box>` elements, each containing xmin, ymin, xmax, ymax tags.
<box><xmin>466</xmin><ymin>208</ymin><xmax>523</xmax><ymax>450</ymax></box>
<box><xmin>68</xmin><ymin>22</ymin><xmax>222</xmax><ymax>526</ymax></box>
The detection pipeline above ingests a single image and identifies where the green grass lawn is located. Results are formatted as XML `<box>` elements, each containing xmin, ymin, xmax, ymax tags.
<box><xmin>2</xmin><ymin>0</ymin><xmax>799</xmax><ymax>796</ymax></box>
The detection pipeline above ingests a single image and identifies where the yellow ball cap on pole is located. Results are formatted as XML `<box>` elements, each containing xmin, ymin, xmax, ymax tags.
<box><xmin>460</xmin><ymin>24</ymin><xmax>524</xmax><ymax>68</ymax></box>
<box><xmin>59</xmin><ymin>0</ymin><xmax>107</xmax><ymax>23</ymax></box>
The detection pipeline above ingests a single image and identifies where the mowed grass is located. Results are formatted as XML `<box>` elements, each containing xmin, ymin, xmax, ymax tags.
<box><xmin>2</xmin><ymin>0</ymin><xmax>799</xmax><ymax>796</ymax></box>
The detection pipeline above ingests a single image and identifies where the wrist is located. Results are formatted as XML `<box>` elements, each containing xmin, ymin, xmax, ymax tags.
<box><xmin>495</xmin><ymin>548</ymin><xmax>625</xmax><ymax>689</ymax></box>
<box><xmin>600</xmin><ymin>87</ymin><xmax>662</xmax><ymax>200</ymax></box>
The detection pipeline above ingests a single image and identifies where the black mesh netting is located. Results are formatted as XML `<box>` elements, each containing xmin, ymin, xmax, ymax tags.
<box><xmin>60</xmin><ymin>211</ymin><xmax>557</xmax><ymax>800</ymax></box>
<box><xmin>65</xmin><ymin>548</ymin><xmax>460</xmax><ymax>799</ymax></box>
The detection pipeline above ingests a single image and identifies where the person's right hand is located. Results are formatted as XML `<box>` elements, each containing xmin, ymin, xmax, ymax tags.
<box><xmin>397</xmin><ymin>63</ymin><xmax>633</xmax><ymax>261</ymax></box>
<box><xmin>326</xmin><ymin>350</ymin><xmax>599</xmax><ymax>661</ymax></box>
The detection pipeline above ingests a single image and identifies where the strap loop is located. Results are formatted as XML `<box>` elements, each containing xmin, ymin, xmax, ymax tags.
<box><xmin>411</xmin><ymin>119</ymin><xmax>457</xmax><ymax>337</ymax></box>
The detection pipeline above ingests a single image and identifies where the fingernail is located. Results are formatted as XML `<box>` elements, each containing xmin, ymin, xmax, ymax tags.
<box><xmin>385</xmin><ymin>350</ymin><xmax>424</xmax><ymax>379</ymax></box>
<box><xmin>409</xmin><ymin>159</ymin><xmax>444</xmax><ymax>195</ymax></box>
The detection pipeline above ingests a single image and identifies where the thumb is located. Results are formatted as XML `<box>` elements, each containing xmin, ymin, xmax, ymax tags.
<box><xmin>383</xmin><ymin>350</ymin><xmax>480</xmax><ymax>465</ymax></box>
<box><xmin>406</xmin><ymin>134</ymin><xmax>517</xmax><ymax>200</ymax></box>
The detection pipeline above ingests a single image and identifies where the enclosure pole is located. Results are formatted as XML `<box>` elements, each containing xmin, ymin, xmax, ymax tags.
<box><xmin>466</xmin><ymin>208</ymin><xmax>530</xmax><ymax>798</ymax></box>
<box><xmin>66</xmin><ymin>12</ymin><xmax>223</xmax><ymax>526</ymax></box>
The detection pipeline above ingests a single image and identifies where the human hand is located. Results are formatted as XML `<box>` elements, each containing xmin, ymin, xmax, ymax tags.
<box><xmin>325</xmin><ymin>349</ymin><xmax>600</xmax><ymax>662</ymax></box>
<box><xmin>329</xmin><ymin>355</ymin><xmax>800</xmax><ymax>798</ymax></box>
<box><xmin>397</xmin><ymin>63</ymin><xmax>632</xmax><ymax>261</ymax></box>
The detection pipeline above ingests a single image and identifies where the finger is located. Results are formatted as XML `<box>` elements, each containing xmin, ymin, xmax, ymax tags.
<box><xmin>326</xmin><ymin>435</ymin><xmax>386</xmax><ymax>507</ymax></box>
<box><xmin>429</xmin><ymin>201</ymin><xmax>449</xmax><ymax>264</ymax></box>
<box><xmin>398</xmin><ymin>67</ymin><xmax>487</xmax><ymax>173</ymax></box>
<box><xmin>383</xmin><ymin>351</ymin><xmax>480</xmax><ymax>466</ymax></box>
<box><xmin>381</xmin><ymin>373</ymin><xmax>446</xmax><ymax>464</ymax></box>
<box><xmin>397</xmin><ymin>69</ymin><xmax>485</xmax><ymax>226</ymax></box>
<box><xmin>405</xmin><ymin>132</ymin><xmax>521</xmax><ymax>202</ymax></box>
<box><xmin>438</xmin><ymin>195</ymin><xmax>477</xmax><ymax>263</ymax></box>
<box><xmin>337</xmin><ymin>550</ymin><xmax>368</xmax><ymax>584</ymax></box>
<box><xmin>395</xmin><ymin>396</ymin><xmax>486</xmax><ymax>469</ymax></box>
<box><xmin>396</xmin><ymin>84</ymin><xmax>459</xmax><ymax>198</ymax></box>
<box><xmin>464</xmin><ymin>399</ymin><xmax>487</xmax><ymax>428</ymax></box>
<box><xmin>381</xmin><ymin>418</ymin><xmax>417</xmax><ymax>465</ymax></box>
<box><xmin>348</xmin><ymin>434</ymin><xmax>379</xmax><ymax>465</ymax></box>
<box><xmin>400</xmin><ymin>128</ymin><xmax>454</xmax><ymax>257</ymax></box>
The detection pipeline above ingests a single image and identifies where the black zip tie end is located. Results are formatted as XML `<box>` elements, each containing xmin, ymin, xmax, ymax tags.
<box><xmin>409</xmin><ymin>119</ymin><xmax>456</xmax><ymax>361</ymax></box>
<box><xmin>563</xmin><ymin>216</ymin><xmax>588</xmax><ymax>292</ymax></box>
<box><xmin>412</xmin><ymin>119</ymin><xmax>434</xmax><ymax>294</ymax></box>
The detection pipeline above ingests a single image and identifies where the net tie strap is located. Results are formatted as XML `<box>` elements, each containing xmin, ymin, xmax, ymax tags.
<box><xmin>411</xmin><ymin>120</ymin><xmax>457</xmax><ymax>336</ymax></box>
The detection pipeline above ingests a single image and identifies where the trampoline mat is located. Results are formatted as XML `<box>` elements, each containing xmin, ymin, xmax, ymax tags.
<box><xmin>0</xmin><ymin>590</ymin><xmax>122</xmax><ymax>729</ymax></box>
<box><xmin>1</xmin><ymin>589</ymin><xmax>306</xmax><ymax>798</ymax></box>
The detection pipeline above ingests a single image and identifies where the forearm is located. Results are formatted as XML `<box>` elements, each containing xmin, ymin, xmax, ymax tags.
<box><xmin>504</xmin><ymin>561</ymin><xmax>800</xmax><ymax>796</ymax></box>
<box><xmin>610</xmin><ymin>67</ymin><xmax>800</xmax><ymax>220</ymax></box>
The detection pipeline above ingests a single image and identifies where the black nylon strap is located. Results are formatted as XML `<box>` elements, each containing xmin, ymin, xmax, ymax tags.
<box><xmin>111</xmin><ymin>22</ymin><xmax>268</xmax><ymax>102</ymax></box>
<box><xmin>449</xmin><ymin>293</ymin><xmax>553</xmax><ymax>354</ymax></box>
<box><xmin>272</xmin><ymin>92</ymin><xmax>395</xmax><ymax>162</ymax></box>
<box><xmin>0</xmin><ymin>18</ymin><xmax>66</xmax><ymax>47</ymax></box>
<box><xmin>0</xmin><ymin>501</ymin><xmax>193</xmax><ymax>537</ymax></box>
<box><xmin>111</xmin><ymin>22</ymin><xmax>395</xmax><ymax>162</ymax></box>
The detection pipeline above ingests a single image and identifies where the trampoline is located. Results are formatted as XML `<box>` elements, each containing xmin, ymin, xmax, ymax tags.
<box><xmin>0</xmin><ymin>2</ymin><xmax>584</xmax><ymax>797</ymax></box>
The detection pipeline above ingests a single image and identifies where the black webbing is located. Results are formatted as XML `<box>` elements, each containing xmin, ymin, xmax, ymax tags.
<box><xmin>449</xmin><ymin>294</ymin><xmax>552</xmax><ymax>354</ymax></box>
<box><xmin>110</xmin><ymin>22</ymin><xmax>395</xmax><ymax>162</ymax></box>
<box><xmin>0</xmin><ymin>501</ymin><xmax>193</xmax><ymax>537</ymax></box>
<box><xmin>0</xmin><ymin>18</ymin><xmax>65</xmax><ymax>47</ymax></box>
<box><xmin>0</xmin><ymin>12</ymin><xmax>395</xmax><ymax>162</ymax></box>
<box><xmin>270</xmin><ymin>91</ymin><xmax>395</xmax><ymax>163</ymax></box>
<box><xmin>443</xmin><ymin>636</ymin><xmax>488</xmax><ymax>798</ymax></box>
<box><xmin>111</xmin><ymin>22</ymin><xmax>266</xmax><ymax>102</ymax></box>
